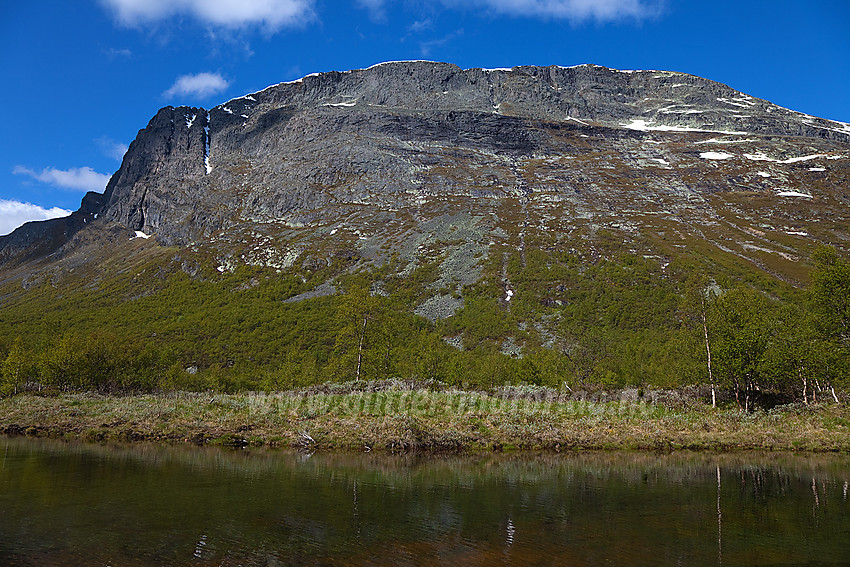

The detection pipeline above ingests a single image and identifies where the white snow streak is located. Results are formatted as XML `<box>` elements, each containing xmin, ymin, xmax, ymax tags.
<box><xmin>695</xmin><ymin>138</ymin><xmax>758</xmax><ymax>144</ymax></box>
<box><xmin>800</xmin><ymin>119</ymin><xmax>850</xmax><ymax>136</ymax></box>
<box><xmin>699</xmin><ymin>151</ymin><xmax>734</xmax><ymax>160</ymax></box>
<box><xmin>204</xmin><ymin>112</ymin><xmax>212</xmax><ymax>174</ymax></box>
<box><xmin>717</xmin><ymin>96</ymin><xmax>755</xmax><ymax>108</ymax></box>
<box><xmin>367</xmin><ymin>60</ymin><xmax>435</xmax><ymax>71</ymax></box>
<box><xmin>658</xmin><ymin>105</ymin><xmax>705</xmax><ymax>115</ymax></box>
<box><xmin>743</xmin><ymin>153</ymin><xmax>773</xmax><ymax>162</ymax></box>
<box><xmin>744</xmin><ymin>153</ymin><xmax>826</xmax><ymax>164</ymax></box>
<box><xmin>621</xmin><ymin>119</ymin><xmax>745</xmax><ymax>134</ymax></box>
<box><xmin>282</xmin><ymin>72</ymin><xmax>321</xmax><ymax>85</ymax></box>
<box><xmin>776</xmin><ymin>191</ymin><xmax>813</xmax><ymax>198</ymax></box>
<box><xmin>783</xmin><ymin>154</ymin><xmax>826</xmax><ymax>163</ymax></box>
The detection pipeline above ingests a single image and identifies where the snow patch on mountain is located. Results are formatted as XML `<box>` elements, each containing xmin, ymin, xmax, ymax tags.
<box><xmin>621</xmin><ymin>119</ymin><xmax>745</xmax><ymax>134</ymax></box>
<box><xmin>700</xmin><ymin>152</ymin><xmax>734</xmax><ymax>160</ymax></box>
<box><xmin>744</xmin><ymin>153</ymin><xmax>827</xmax><ymax>164</ymax></box>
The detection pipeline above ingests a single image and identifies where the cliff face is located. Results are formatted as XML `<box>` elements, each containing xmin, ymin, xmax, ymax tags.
<box><xmin>2</xmin><ymin>62</ymin><xmax>849</xmax><ymax>282</ymax></box>
<box><xmin>100</xmin><ymin>106</ymin><xmax>211</xmax><ymax>234</ymax></box>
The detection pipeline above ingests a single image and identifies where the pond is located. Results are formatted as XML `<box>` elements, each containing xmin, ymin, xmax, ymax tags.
<box><xmin>1</xmin><ymin>436</ymin><xmax>848</xmax><ymax>565</ymax></box>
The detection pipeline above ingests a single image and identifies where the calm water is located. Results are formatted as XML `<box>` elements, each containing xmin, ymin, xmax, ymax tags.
<box><xmin>1</xmin><ymin>437</ymin><xmax>849</xmax><ymax>566</ymax></box>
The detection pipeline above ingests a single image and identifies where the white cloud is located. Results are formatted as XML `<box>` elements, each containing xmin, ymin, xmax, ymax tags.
<box><xmin>163</xmin><ymin>72</ymin><xmax>231</xmax><ymax>99</ymax></box>
<box><xmin>13</xmin><ymin>166</ymin><xmax>112</xmax><ymax>192</ymax></box>
<box><xmin>408</xmin><ymin>19</ymin><xmax>433</xmax><ymax>33</ymax></box>
<box><xmin>0</xmin><ymin>200</ymin><xmax>72</xmax><ymax>237</ymax></box>
<box><xmin>420</xmin><ymin>29</ymin><xmax>464</xmax><ymax>56</ymax></box>
<box><xmin>357</xmin><ymin>0</ymin><xmax>388</xmax><ymax>20</ymax></box>
<box><xmin>445</xmin><ymin>0</ymin><xmax>659</xmax><ymax>21</ymax></box>
<box><xmin>100</xmin><ymin>0</ymin><xmax>315</xmax><ymax>30</ymax></box>
<box><xmin>104</xmin><ymin>47</ymin><xmax>133</xmax><ymax>58</ymax></box>
<box><xmin>96</xmin><ymin>136</ymin><xmax>129</xmax><ymax>161</ymax></box>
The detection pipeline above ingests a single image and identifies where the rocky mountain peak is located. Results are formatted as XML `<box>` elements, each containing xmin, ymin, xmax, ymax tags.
<box><xmin>2</xmin><ymin>62</ymin><xmax>848</xmax><ymax>283</ymax></box>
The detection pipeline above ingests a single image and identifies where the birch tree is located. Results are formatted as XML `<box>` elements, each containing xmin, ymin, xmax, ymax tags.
<box><xmin>808</xmin><ymin>246</ymin><xmax>850</xmax><ymax>401</ymax></box>
<box><xmin>709</xmin><ymin>287</ymin><xmax>777</xmax><ymax>412</ymax></box>
<box><xmin>332</xmin><ymin>281</ymin><xmax>386</xmax><ymax>381</ymax></box>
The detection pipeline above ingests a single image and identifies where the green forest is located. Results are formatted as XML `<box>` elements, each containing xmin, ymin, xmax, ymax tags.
<box><xmin>1</xmin><ymin>242</ymin><xmax>847</xmax><ymax>411</ymax></box>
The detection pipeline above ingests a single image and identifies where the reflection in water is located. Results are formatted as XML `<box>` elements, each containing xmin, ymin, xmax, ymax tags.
<box><xmin>193</xmin><ymin>535</ymin><xmax>207</xmax><ymax>560</ymax></box>
<box><xmin>717</xmin><ymin>464</ymin><xmax>722</xmax><ymax>566</ymax></box>
<box><xmin>1</xmin><ymin>437</ymin><xmax>849</xmax><ymax>566</ymax></box>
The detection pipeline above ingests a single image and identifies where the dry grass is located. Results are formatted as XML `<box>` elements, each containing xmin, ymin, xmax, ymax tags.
<box><xmin>1</xmin><ymin>390</ymin><xmax>848</xmax><ymax>452</ymax></box>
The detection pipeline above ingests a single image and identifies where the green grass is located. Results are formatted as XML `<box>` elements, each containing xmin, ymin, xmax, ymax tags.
<box><xmin>2</xmin><ymin>389</ymin><xmax>848</xmax><ymax>453</ymax></box>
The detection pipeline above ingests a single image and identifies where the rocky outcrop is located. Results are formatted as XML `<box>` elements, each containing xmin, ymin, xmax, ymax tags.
<box><xmin>0</xmin><ymin>191</ymin><xmax>104</xmax><ymax>267</ymax></box>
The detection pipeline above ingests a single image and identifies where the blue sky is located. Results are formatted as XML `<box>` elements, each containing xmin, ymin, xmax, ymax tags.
<box><xmin>1</xmin><ymin>0</ymin><xmax>848</xmax><ymax>235</ymax></box>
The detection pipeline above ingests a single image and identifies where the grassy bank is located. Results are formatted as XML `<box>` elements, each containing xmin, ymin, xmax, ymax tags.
<box><xmin>2</xmin><ymin>387</ymin><xmax>849</xmax><ymax>452</ymax></box>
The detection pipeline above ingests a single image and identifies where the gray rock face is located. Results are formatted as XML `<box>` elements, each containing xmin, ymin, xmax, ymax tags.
<box><xmin>100</xmin><ymin>106</ymin><xmax>213</xmax><ymax>237</ymax></box>
<box><xmin>0</xmin><ymin>191</ymin><xmax>104</xmax><ymax>267</ymax></box>
<box><xmin>2</xmin><ymin>61</ymin><xmax>849</xmax><ymax>271</ymax></box>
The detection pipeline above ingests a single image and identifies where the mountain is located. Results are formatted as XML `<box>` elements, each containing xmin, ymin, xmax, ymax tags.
<box><xmin>4</xmin><ymin>62</ymin><xmax>848</xmax><ymax>271</ymax></box>
<box><xmin>1</xmin><ymin>61</ymin><xmax>848</xmax><ymax>391</ymax></box>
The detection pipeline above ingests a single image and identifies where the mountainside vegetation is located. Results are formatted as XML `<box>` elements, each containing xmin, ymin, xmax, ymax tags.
<box><xmin>1</xmin><ymin>236</ymin><xmax>846</xmax><ymax>409</ymax></box>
